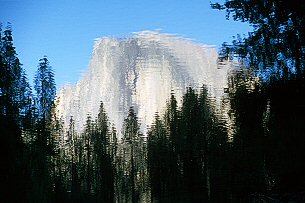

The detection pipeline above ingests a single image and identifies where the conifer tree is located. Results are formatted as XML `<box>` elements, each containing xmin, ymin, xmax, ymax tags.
<box><xmin>122</xmin><ymin>107</ymin><xmax>141</xmax><ymax>203</ymax></box>
<box><xmin>211</xmin><ymin>0</ymin><xmax>305</xmax><ymax>79</ymax></box>
<box><xmin>93</xmin><ymin>102</ymin><xmax>114</xmax><ymax>202</ymax></box>
<box><xmin>147</xmin><ymin>114</ymin><xmax>170</xmax><ymax>202</ymax></box>
<box><xmin>83</xmin><ymin>115</ymin><xmax>93</xmax><ymax>195</ymax></box>
<box><xmin>0</xmin><ymin>24</ymin><xmax>32</xmax><ymax>202</ymax></box>
<box><xmin>162</xmin><ymin>93</ymin><xmax>181</xmax><ymax>201</ymax></box>
<box><xmin>31</xmin><ymin>56</ymin><xmax>57</xmax><ymax>202</ymax></box>
<box><xmin>66</xmin><ymin>116</ymin><xmax>82</xmax><ymax>201</ymax></box>
<box><xmin>34</xmin><ymin>56</ymin><xmax>56</xmax><ymax>122</ymax></box>
<box><xmin>180</xmin><ymin>87</ymin><xmax>208</xmax><ymax>202</ymax></box>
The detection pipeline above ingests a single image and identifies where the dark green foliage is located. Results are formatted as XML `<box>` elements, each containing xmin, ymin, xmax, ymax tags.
<box><xmin>223</xmin><ymin>70</ymin><xmax>305</xmax><ymax>202</ymax></box>
<box><xmin>147</xmin><ymin>87</ymin><xmax>225</xmax><ymax>202</ymax></box>
<box><xmin>227</xmin><ymin>70</ymin><xmax>267</xmax><ymax>201</ymax></box>
<box><xmin>3</xmin><ymin>6</ymin><xmax>305</xmax><ymax>201</ymax></box>
<box><xmin>147</xmin><ymin>114</ymin><xmax>171</xmax><ymax>202</ymax></box>
<box><xmin>60</xmin><ymin>103</ymin><xmax>116</xmax><ymax>203</ymax></box>
<box><xmin>161</xmin><ymin>93</ymin><xmax>182</xmax><ymax>202</ymax></box>
<box><xmin>265</xmin><ymin>79</ymin><xmax>305</xmax><ymax>194</ymax></box>
<box><xmin>211</xmin><ymin>0</ymin><xmax>305</xmax><ymax>79</ymax></box>
<box><xmin>0</xmin><ymin>24</ymin><xmax>32</xmax><ymax>202</ymax></box>
<box><xmin>119</xmin><ymin>107</ymin><xmax>147</xmax><ymax>203</ymax></box>
<box><xmin>179</xmin><ymin>87</ymin><xmax>208</xmax><ymax>202</ymax></box>
<box><xmin>210</xmin><ymin>1</ymin><xmax>305</xmax><ymax>201</ymax></box>
<box><xmin>34</xmin><ymin>56</ymin><xmax>56</xmax><ymax>122</ymax></box>
<box><xmin>29</xmin><ymin>57</ymin><xmax>57</xmax><ymax>202</ymax></box>
<box><xmin>93</xmin><ymin>102</ymin><xmax>114</xmax><ymax>202</ymax></box>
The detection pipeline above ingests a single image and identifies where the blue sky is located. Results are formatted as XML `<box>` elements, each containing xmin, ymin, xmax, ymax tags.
<box><xmin>1</xmin><ymin>0</ymin><xmax>252</xmax><ymax>89</ymax></box>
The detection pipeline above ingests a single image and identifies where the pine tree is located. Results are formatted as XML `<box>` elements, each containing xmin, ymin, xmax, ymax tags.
<box><xmin>93</xmin><ymin>101</ymin><xmax>114</xmax><ymax>202</ymax></box>
<box><xmin>34</xmin><ymin>56</ymin><xmax>56</xmax><ymax>122</ymax></box>
<box><xmin>122</xmin><ymin>107</ymin><xmax>141</xmax><ymax>203</ymax></box>
<box><xmin>211</xmin><ymin>0</ymin><xmax>305</xmax><ymax>79</ymax></box>
<box><xmin>0</xmin><ymin>24</ymin><xmax>21</xmax><ymax>118</ymax></box>
<box><xmin>0</xmin><ymin>24</ymin><xmax>32</xmax><ymax>202</ymax></box>
<box><xmin>180</xmin><ymin>87</ymin><xmax>208</xmax><ymax>202</ymax></box>
<box><xmin>162</xmin><ymin>93</ymin><xmax>181</xmax><ymax>202</ymax></box>
<box><xmin>66</xmin><ymin>116</ymin><xmax>82</xmax><ymax>201</ymax></box>
<box><xmin>31</xmin><ymin>56</ymin><xmax>57</xmax><ymax>202</ymax></box>
<box><xmin>227</xmin><ymin>69</ymin><xmax>267</xmax><ymax>201</ymax></box>
<box><xmin>0</xmin><ymin>24</ymin><xmax>31</xmax><ymax>124</ymax></box>
<box><xmin>83</xmin><ymin>115</ymin><xmax>93</xmax><ymax>195</ymax></box>
<box><xmin>147</xmin><ymin>114</ymin><xmax>170</xmax><ymax>202</ymax></box>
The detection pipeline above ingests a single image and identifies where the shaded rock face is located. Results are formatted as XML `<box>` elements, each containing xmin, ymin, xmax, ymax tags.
<box><xmin>57</xmin><ymin>31</ymin><xmax>230</xmax><ymax>134</ymax></box>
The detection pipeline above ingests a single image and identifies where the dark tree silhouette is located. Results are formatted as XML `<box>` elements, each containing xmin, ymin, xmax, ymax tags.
<box><xmin>120</xmin><ymin>107</ymin><xmax>147</xmax><ymax>203</ymax></box>
<box><xmin>30</xmin><ymin>56</ymin><xmax>57</xmax><ymax>202</ymax></box>
<box><xmin>211</xmin><ymin>0</ymin><xmax>305</xmax><ymax>79</ymax></box>
<box><xmin>34</xmin><ymin>56</ymin><xmax>56</xmax><ymax>121</ymax></box>
<box><xmin>147</xmin><ymin>114</ymin><xmax>170</xmax><ymax>202</ymax></box>
<box><xmin>179</xmin><ymin>87</ymin><xmax>207</xmax><ymax>202</ymax></box>
<box><xmin>0</xmin><ymin>24</ymin><xmax>32</xmax><ymax>202</ymax></box>
<box><xmin>122</xmin><ymin>107</ymin><xmax>139</xmax><ymax>203</ymax></box>
<box><xmin>227</xmin><ymin>70</ymin><xmax>267</xmax><ymax>201</ymax></box>
<box><xmin>93</xmin><ymin>102</ymin><xmax>114</xmax><ymax>202</ymax></box>
<box><xmin>211</xmin><ymin>1</ymin><xmax>305</xmax><ymax>201</ymax></box>
<box><xmin>3</xmin><ymin>4</ymin><xmax>305</xmax><ymax>200</ymax></box>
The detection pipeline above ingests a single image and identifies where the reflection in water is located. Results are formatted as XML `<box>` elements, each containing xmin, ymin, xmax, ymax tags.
<box><xmin>2</xmin><ymin>26</ymin><xmax>305</xmax><ymax>202</ymax></box>
<box><xmin>56</xmin><ymin>31</ymin><xmax>230</xmax><ymax>137</ymax></box>
<box><xmin>53</xmin><ymin>32</ymin><xmax>305</xmax><ymax>201</ymax></box>
<box><xmin>53</xmin><ymin>73</ymin><xmax>305</xmax><ymax>202</ymax></box>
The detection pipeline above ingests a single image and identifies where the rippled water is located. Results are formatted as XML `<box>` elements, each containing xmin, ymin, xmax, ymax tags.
<box><xmin>56</xmin><ymin>31</ymin><xmax>230</xmax><ymax>136</ymax></box>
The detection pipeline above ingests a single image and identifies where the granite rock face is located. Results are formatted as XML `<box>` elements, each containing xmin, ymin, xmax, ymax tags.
<box><xmin>56</xmin><ymin>31</ymin><xmax>230</xmax><ymax>134</ymax></box>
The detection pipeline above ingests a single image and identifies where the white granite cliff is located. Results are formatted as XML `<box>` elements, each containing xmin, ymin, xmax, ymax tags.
<box><xmin>56</xmin><ymin>31</ymin><xmax>230</xmax><ymax>134</ymax></box>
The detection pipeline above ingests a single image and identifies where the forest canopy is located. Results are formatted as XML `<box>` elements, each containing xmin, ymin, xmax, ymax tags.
<box><xmin>211</xmin><ymin>0</ymin><xmax>305</xmax><ymax>79</ymax></box>
<box><xmin>1</xmin><ymin>1</ymin><xmax>305</xmax><ymax>202</ymax></box>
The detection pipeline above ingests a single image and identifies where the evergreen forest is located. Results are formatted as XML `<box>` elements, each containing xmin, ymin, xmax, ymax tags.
<box><xmin>1</xmin><ymin>1</ymin><xmax>305</xmax><ymax>202</ymax></box>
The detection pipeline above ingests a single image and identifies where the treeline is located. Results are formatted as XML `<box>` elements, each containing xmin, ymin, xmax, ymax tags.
<box><xmin>210</xmin><ymin>0</ymin><xmax>305</xmax><ymax>201</ymax></box>
<box><xmin>0</xmin><ymin>24</ymin><xmax>57</xmax><ymax>202</ymax></box>
<box><xmin>1</xmin><ymin>0</ymin><xmax>305</xmax><ymax>201</ymax></box>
